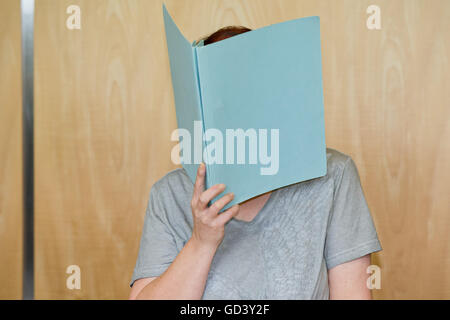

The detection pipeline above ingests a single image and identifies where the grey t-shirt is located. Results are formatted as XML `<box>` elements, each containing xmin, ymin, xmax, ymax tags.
<box><xmin>130</xmin><ymin>148</ymin><xmax>382</xmax><ymax>299</ymax></box>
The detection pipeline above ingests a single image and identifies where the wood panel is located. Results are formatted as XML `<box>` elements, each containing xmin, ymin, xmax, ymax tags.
<box><xmin>0</xmin><ymin>0</ymin><xmax>23</xmax><ymax>300</ymax></box>
<box><xmin>34</xmin><ymin>0</ymin><xmax>450</xmax><ymax>299</ymax></box>
<box><xmin>318</xmin><ymin>0</ymin><xmax>450</xmax><ymax>299</ymax></box>
<box><xmin>323</xmin><ymin>1</ymin><xmax>450</xmax><ymax>299</ymax></box>
<box><xmin>34</xmin><ymin>0</ymin><xmax>178</xmax><ymax>299</ymax></box>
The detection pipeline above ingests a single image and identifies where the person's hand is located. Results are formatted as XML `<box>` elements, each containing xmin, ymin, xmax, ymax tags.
<box><xmin>190</xmin><ymin>163</ymin><xmax>240</xmax><ymax>250</ymax></box>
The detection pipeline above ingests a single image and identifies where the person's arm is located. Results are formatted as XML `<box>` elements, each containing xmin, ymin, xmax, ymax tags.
<box><xmin>129</xmin><ymin>238</ymin><xmax>217</xmax><ymax>299</ymax></box>
<box><xmin>328</xmin><ymin>254</ymin><xmax>372</xmax><ymax>300</ymax></box>
<box><xmin>129</xmin><ymin>163</ymin><xmax>240</xmax><ymax>300</ymax></box>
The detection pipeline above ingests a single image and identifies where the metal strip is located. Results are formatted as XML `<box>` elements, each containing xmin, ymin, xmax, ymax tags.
<box><xmin>21</xmin><ymin>0</ymin><xmax>35</xmax><ymax>300</ymax></box>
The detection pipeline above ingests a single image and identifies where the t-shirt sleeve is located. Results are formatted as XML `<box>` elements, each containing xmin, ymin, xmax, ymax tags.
<box><xmin>130</xmin><ymin>184</ymin><xmax>179</xmax><ymax>287</ymax></box>
<box><xmin>324</xmin><ymin>156</ymin><xmax>382</xmax><ymax>270</ymax></box>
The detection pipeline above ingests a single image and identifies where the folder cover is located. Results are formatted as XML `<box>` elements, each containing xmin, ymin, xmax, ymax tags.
<box><xmin>163</xmin><ymin>4</ymin><xmax>327</xmax><ymax>209</ymax></box>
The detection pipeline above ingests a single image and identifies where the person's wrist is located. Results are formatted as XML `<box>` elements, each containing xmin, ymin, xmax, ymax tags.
<box><xmin>188</xmin><ymin>236</ymin><xmax>219</xmax><ymax>255</ymax></box>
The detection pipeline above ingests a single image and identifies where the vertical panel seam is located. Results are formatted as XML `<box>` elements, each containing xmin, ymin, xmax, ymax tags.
<box><xmin>21</xmin><ymin>0</ymin><xmax>35</xmax><ymax>300</ymax></box>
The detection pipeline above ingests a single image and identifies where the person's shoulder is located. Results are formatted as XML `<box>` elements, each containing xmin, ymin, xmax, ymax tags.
<box><xmin>154</xmin><ymin>167</ymin><xmax>192</xmax><ymax>186</ymax></box>
<box><xmin>326</xmin><ymin>148</ymin><xmax>352</xmax><ymax>170</ymax></box>
<box><xmin>281</xmin><ymin>148</ymin><xmax>355</xmax><ymax>195</ymax></box>
<box><xmin>147</xmin><ymin>168</ymin><xmax>194</xmax><ymax>232</ymax></box>
<box><xmin>148</xmin><ymin>168</ymin><xmax>193</xmax><ymax>222</ymax></box>
<box><xmin>325</xmin><ymin>148</ymin><xmax>358</xmax><ymax>182</ymax></box>
<box><xmin>152</xmin><ymin>167</ymin><xmax>193</xmax><ymax>196</ymax></box>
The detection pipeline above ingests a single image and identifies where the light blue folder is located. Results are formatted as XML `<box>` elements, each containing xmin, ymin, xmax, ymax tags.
<box><xmin>163</xmin><ymin>4</ymin><xmax>327</xmax><ymax>209</ymax></box>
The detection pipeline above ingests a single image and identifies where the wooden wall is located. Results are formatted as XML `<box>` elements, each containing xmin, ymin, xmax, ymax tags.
<box><xmin>34</xmin><ymin>0</ymin><xmax>177</xmax><ymax>299</ymax></box>
<box><xmin>319</xmin><ymin>0</ymin><xmax>450</xmax><ymax>299</ymax></box>
<box><xmin>0</xmin><ymin>0</ymin><xmax>447</xmax><ymax>299</ymax></box>
<box><xmin>0</xmin><ymin>0</ymin><xmax>23</xmax><ymax>300</ymax></box>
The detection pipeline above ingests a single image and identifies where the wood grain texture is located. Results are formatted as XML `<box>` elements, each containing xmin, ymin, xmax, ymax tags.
<box><xmin>34</xmin><ymin>0</ymin><xmax>449</xmax><ymax>299</ymax></box>
<box><xmin>0</xmin><ymin>0</ymin><xmax>23</xmax><ymax>300</ymax></box>
<box><xmin>34</xmin><ymin>0</ymin><xmax>178</xmax><ymax>299</ymax></box>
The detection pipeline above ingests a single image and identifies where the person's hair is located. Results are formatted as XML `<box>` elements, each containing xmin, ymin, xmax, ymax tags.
<box><xmin>203</xmin><ymin>26</ymin><xmax>252</xmax><ymax>45</ymax></box>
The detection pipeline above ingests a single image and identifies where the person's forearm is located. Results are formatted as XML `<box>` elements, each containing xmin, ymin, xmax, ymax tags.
<box><xmin>136</xmin><ymin>238</ymin><xmax>217</xmax><ymax>299</ymax></box>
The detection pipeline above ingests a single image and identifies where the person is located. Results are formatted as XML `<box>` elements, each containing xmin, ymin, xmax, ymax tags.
<box><xmin>129</xmin><ymin>26</ymin><xmax>382</xmax><ymax>300</ymax></box>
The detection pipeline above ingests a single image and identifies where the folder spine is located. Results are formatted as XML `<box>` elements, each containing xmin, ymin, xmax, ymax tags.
<box><xmin>192</xmin><ymin>47</ymin><xmax>214</xmax><ymax>189</ymax></box>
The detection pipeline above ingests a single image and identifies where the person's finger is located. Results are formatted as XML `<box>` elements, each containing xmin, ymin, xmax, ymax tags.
<box><xmin>207</xmin><ymin>192</ymin><xmax>235</xmax><ymax>216</ymax></box>
<box><xmin>198</xmin><ymin>183</ymin><xmax>226</xmax><ymax>209</ymax></box>
<box><xmin>192</xmin><ymin>163</ymin><xmax>206</xmax><ymax>204</ymax></box>
<box><xmin>213</xmin><ymin>204</ymin><xmax>240</xmax><ymax>226</ymax></box>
